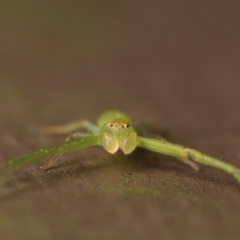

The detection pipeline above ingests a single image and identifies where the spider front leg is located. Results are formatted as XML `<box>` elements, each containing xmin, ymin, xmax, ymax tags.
<box><xmin>43</xmin><ymin>132</ymin><xmax>91</xmax><ymax>170</ymax></box>
<box><xmin>138</xmin><ymin>137</ymin><xmax>199</xmax><ymax>171</ymax></box>
<box><xmin>177</xmin><ymin>156</ymin><xmax>200</xmax><ymax>171</ymax></box>
<box><xmin>44</xmin><ymin>120</ymin><xmax>100</xmax><ymax>135</ymax></box>
<box><xmin>42</xmin><ymin>119</ymin><xmax>100</xmax><ymax>170</ymax></box>
<box><xmin>0</xmin><ymin>135</ymin><xmax>100</xmax><ymax>186</ymax></box>
<box><xmin>138</xmin><ymin>137</ymin><xmax>240</xmax><ymax>183</ymax></box>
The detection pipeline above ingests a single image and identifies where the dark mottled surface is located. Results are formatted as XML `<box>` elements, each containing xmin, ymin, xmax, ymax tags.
<box><xmin>0</xmin><ymin>1</ymin><xmax>240</xmax><ymax>240</ymax></box>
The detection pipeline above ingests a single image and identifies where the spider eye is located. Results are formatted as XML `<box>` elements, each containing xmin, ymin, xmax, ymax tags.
<box><xmin>126</xmin><ymin>124</ymin><xmax>130</xmax><ymax>128</ymax></box>
<box><xmin>108</xmin><ymin>123</ymin><xmax>113</xmax><ymax>127</ymax></box>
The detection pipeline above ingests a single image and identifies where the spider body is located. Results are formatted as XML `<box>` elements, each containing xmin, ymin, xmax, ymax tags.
<box><xmin>0</xmin><ymin>110</ymin><xmax>240</xmax><ymax>186</ymax></box>
<box><xmin>98</xmin><ymin>111</ymin><xmax>138</xmax><ymax>154</ymax></box>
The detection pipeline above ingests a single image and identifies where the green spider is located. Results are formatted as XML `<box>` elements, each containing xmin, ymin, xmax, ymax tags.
<box><xmin>0</xmin><ymin>110</ymin><xmax>240</xmax><ymax>186</ymax></box>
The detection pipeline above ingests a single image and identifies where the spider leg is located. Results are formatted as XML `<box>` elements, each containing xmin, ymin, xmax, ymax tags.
<box><xmin>0</xmin><ymin>135</ymin><xmax>99</xmax><ymax>186</ymax></box>
<box><xmin>43</xmin><ymin>120</ymin><xmax>99</xmax><ymax>135</ymax></box>
<box><xmin>185</xmin><ymin>148</ymin><xmax>240</xmax><ymax>182</ymax></box>
<box><xmin>42</xmin><ymin>132</ymin><xmax>90</xmax><ymax>170</ymax></box>
<box><xmin>138</xmin><ymin>136</ymin><xmax>240</xmax><ymax>183</ymax></box>
<box><xmin>137</xmin><ymin>136</ymin><xmax>205</xmax><ymax>169</ymax></box>
<box><xmin>178</xmin><ymin>157</ymin><xmax>200</xmax><ymax>171</ymax></box>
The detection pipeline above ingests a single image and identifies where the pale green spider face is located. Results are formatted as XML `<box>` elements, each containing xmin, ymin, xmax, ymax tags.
<box><xmin>100</xmin><ymin>121</ymin><xmax>138</xmax><ymax>154</ymax></box>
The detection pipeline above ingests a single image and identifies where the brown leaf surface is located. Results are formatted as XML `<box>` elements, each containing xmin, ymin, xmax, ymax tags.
<box><xmin>0</xmin><ymin>1</ymin><xmax>240</xmax><ymax>240</ymax></box>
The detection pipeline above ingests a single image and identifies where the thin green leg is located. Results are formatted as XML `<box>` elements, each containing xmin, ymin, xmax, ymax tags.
<box><xmin>43</xmin><ymin>132</ymin><xmax>91</xmax><ymax>170</ymax></box>
<box><xmin>0</xmin><ymin>135</ymin><xmax>100</xmax><ymax>186</ymax></box>
<box><xmin>138</xmin><ymin>137</ymin><xmax>240</xmax><ymax>183</ymax></box>
<box><xmin>44</xmin><ymin>120</ymin><xmax>100</xmax><ymax>135</ymax></box>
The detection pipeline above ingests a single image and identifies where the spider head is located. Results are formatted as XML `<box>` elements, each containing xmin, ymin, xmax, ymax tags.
<box><xmin>100</xmin><ymin>121</ymin><xmax>138</xmax><ymax>154</ymax></box>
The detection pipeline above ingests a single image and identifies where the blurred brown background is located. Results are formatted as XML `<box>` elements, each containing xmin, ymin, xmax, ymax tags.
<box><xmin>0</xmin><ymin>1</ymin><xmax>240</xmax><ymax>240</ymax></box>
